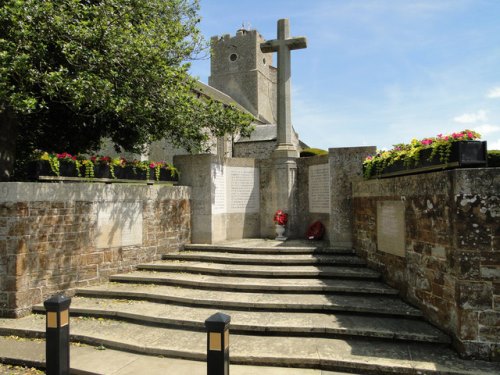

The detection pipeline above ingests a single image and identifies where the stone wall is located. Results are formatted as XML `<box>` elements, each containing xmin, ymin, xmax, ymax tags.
<box><xmin>233</xmin><ymin>141</ymin><xmax>277</xmax><ymax>160</ymax></box>
<box><xmin>352</xmin><ymin>168</ymin><xmax>499</xmax><ymax>360</ymax></box>
<box><xmin>0</xmin><ymin>183</ymin><xmax>191</xmax><ymax>318</ymax></box>
<box><xmin>330</xmin><ymin>147</ymin><xmax>376</xmax><ymax>248</ymax></box>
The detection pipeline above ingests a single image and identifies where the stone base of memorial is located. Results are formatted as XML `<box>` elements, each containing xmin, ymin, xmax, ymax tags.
<box><xmin>365</xmin><ymin>141</ymin><xmax>487</xmax><ymax>179</ymax></box>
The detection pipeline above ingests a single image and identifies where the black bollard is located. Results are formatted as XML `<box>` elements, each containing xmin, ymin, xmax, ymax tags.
<box><xmin>205</xmin><ymin>312</ymin><xmax>231</xmax><ymax>375</ymax></box>
<box><xmin>44</xmin><ymin>295</ymin><xmax>71</xmax><ymax>375</ymax></box>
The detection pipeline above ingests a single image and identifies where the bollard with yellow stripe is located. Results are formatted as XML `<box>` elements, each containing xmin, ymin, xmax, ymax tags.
<box><xmin>205</xmin><ymin>312</ymin><xmax>231</xmax><ymax>375</ymax></box>
<box><xmin>44</xmin><ymin>295</ymin><xmax>71</xmax><ymax>375</ymax></box>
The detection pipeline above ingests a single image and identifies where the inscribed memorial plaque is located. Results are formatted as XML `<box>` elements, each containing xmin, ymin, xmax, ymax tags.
<box><xmin>227</xmin><ymin>167</ymin><xmax>259</xmax><ymax>213</ymax></box>
<box><xmin>211</xmin><ymin>165</ymin><xmax>259</xmax><ymax>214</ymax></box>
<box><xmin>211</xmin><ymin>164</ymin><xmax>226</xmax><ymax>214</ymax></box>
<box><xmin>96</xmin><ymin>202</ymin><xmax>143</xmax><ymax>248</ymax></box>
<box><xmin>377</xmin><ymin>201</ymin><xmax>405</xmax><ymax>257</ymax></box>
<box><xmin>309</xmin><ymin>164</ymin><xmax>330</xmax><ymax>213</ymax></box>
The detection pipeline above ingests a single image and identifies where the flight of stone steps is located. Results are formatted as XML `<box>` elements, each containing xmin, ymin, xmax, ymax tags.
<box><xmin>2</xmin><ymin>240</ymin><xmax>499</xmax><ymax>374</ymax></box>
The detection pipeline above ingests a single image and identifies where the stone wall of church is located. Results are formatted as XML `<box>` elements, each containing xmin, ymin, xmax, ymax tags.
<box><xmin>233</xmin><ymin>141</ymin><xmax>277</xmax><ymax>159</ymax></box>
<box><xmin>352</xmin><ymin>168</ymin><xmax>500</xmax><ymax>361</ymax></box>
<box><xmin>0</xmin><ymin>183</ymin><xmax>191</xmax><ymax>318</ymax></box>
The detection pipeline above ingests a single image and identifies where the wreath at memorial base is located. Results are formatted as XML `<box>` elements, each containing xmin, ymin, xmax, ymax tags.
<box><xmin>306</xmin><ymin>221</ymin><xmax>325</xmax><ymax>240</ymax></box>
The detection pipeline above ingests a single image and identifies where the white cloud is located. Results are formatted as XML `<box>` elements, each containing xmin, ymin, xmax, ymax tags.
<box><xmin>453</xmin><ymin>110</ymin><xmax>487</xmax><ymax>124</ymax></box>
<box><xmin>488</xmin><ymin>138</ymin><xmax>500</xmax><ymax>150</ymax></box>
<box><xmin>473</xmin><ymin>124</ymin><xmax>500</xmax><ymax>135</ymax></box>
<box><xmin>486</xmin><ymin>87</ymin><xmax>500</xmax><ymax>98</ymax></box>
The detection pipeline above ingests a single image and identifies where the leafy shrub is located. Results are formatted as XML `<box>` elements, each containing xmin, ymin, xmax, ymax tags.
<box><xmin>488</xmin><ymin>150</ymin><xmax>500</xmax><ymax>167</ymax></box>
<box><xmin>300</xmin><ymin>148</ymin><xmax>328</xmax><ymax>157</ymax></box>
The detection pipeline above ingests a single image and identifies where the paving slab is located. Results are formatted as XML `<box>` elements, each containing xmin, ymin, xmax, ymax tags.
<box><xmin>75</xmin><ymin>282</ymin><xmax>422</xmax><ymax>316</ymax></box>
<box><xmin>32</xmin><ymin>296</ymin><xmax>449</xmax><ymax>343</ymax></box>
<box><xmin>138</xmin><ymin>261</ymin><xmax>381</xmax><ymax>279</ymax></box>
<box><xmin>1</xmin><ymin>317</ymin><xmax>498</xmax><ymax>374</ymax></box>
<box><xmin>110</xmin><ymin>270</ymin><xmax>397</xmax><ymax>294</ymax></box>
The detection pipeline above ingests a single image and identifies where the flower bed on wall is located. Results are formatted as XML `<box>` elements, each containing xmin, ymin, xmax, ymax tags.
<box><xmin>27</xmin><ymin>151</ymin><xmax>178</xmax><ymax>182</ymax></box>
<box><xmin>363</xmin><ymin>130</ymin><xmax>487</xmax><ymax>179</ymax></box>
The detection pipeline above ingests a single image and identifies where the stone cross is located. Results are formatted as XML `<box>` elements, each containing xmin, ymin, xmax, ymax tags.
<box><xmin>261</xmin><ymin>19</ymin><xmax>307</xmax><ymax>153</ymax></box>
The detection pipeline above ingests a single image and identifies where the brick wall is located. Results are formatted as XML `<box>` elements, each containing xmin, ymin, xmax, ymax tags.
<box><xmin>352</xmin><ymin>169</ymin><xmax>499</xmax><ymax>360</ymax></box>
<box><xmin>0</xmin><ymin>183</ymin><xmax>191</xmax><ymax>318</ymax></box>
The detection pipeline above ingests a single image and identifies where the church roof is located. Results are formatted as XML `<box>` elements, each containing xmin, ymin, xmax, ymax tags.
<box><xmin>194</xmin><ymin>81</ymin><xmax>251</xmax><ymax>115</ymax></box>
<box><xmin>236</xmin><ymin>124</ymin><xmax>277</xmax><ymax>143</ymax></box>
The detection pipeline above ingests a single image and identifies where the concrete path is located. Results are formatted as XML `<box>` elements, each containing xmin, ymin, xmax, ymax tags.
<box><xmin>0</xmin><ymin>336</ymin><xmax>351</xmax><ymax>375</ymax></box>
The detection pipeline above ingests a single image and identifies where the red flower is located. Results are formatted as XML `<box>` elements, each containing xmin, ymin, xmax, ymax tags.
<box><xmin>273</xmin><ymin>210</ymin><xmax>288</xmax><ymax>225</ymax></box>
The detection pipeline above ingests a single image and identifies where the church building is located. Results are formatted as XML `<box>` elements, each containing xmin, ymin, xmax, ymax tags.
<box><xmin>147</xmin><ymin>26</ymin><xmax>306</xmax><ymax>162</ymax></box>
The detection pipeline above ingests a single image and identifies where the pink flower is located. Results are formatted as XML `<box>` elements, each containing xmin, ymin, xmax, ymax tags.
<box><xmin>421</xmin><ymin>139</ymin><xmax>433</xmax><ymax>146</ymax></box>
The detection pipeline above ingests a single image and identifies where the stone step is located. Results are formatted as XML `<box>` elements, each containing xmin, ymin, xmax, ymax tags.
<box><xmin>109</xmin><ymin>271</ymin><xmax>398</xmax><ymax>295</ymax></box>
<box><xmin>184</xmin><ymin>243</ymin><xmax>354</xmax><ymax>255</ymax></box>
<box><xmin>76</xmin><ymin>283</ymin><xmax>422</xmax><ymax>317</ymax></box>
<box><xmin>137</xmin><ymin>261</ymin><xmax>381</xmax><ymax>279</ymax></box>
<box><xmin>32</xmin><ymin>296</ymin><xmax>449</xmax><ymax>343</ymax></box>
<box><xmin>1</xmin><ymin>315</ymin><xmax>498</xmax><ymax>374</ymax></box>
<box><xmin>163</xmin><ymin>252</ymin><xmax>366</xmax><ymax>266</ymax></box>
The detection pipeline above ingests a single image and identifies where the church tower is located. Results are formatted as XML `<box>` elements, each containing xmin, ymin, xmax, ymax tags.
<box><xmin>209</xmin><ymin>28</ymin><xmax>277</xmax><ymax>124</ymax></box>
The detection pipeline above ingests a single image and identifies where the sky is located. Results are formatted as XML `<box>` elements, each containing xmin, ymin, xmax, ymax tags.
<box><xmin>189</xmin><ymin>0</ymin><xmax>500</xmax><ymax>151</ymax></box>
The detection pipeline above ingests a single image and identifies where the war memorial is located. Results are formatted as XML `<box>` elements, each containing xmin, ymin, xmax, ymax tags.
<box><xmin>0</xmin><ymin>15</ymin><xmax>499</xmax><ymax>375</ymax></box>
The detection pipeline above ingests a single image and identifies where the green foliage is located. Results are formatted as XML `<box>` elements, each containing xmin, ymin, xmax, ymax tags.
<box><xmin>488</xmin><ymin>150</ymin><xmax>500</xmax><ymax>167</ymax></box>
<box><xmin>300</xmin><ymin>148</ymin><xmax>328</xmax><ymax>157</ymax></box>
<box><xmin>0</xmin><ymin>0</ymin><xmax>253</xmax><ymax>172</ymax></box>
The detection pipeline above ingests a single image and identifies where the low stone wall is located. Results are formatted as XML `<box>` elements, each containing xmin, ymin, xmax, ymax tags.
<box><xmin>0</xmin><ymin>183</ymin><xmax>191</xmax><ymax>318</ymax></box>
<box><xmin>352</xmin><ymin>168</ymin><xmax>499</xmax><ymax>360</ymax></box>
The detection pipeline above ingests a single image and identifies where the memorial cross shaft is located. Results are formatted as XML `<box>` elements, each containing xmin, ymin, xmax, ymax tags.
<box><xmin>260</xmin><ymin>18</ymin><xmax>307</xmax><ymax>150</ymax></box>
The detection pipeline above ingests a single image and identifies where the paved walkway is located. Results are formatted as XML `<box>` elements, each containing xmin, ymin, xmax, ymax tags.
<box><xmin>0</xmin><ymin>336</ymin><xmax>350</xmax><ymax>375</ymax></box>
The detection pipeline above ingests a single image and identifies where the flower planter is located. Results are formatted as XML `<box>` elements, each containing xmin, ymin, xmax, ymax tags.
<box><xmin>275</xmin><ymin>224</ymin><xmax>287</xmax><ymax>241</ymax></box>
<box><xmin>93</xmin><ymin>164</ymin><xmax>112</xmax><ymax>179</ymax></box>
<box><xmin>366</xmin><ymin>141</ymin><xmax>487</xmax><ymax>178</ymax></box>
<box><xmin>119</xmin><ymin>166</ymin><xmax>151</xmax><ymax>181</ymax></box>
<box><xmin>26</xmin><ymin>161</ymin><xmax>54</xmax><ymax>180</ymax></box>
<box><xmin>27</xmin><ymin>160</ymin><xmax>80</xmax><ymax>179</ymax></box>
<box><xmin>59</xmin><ymin>160</ymin><xmax>81</xmax><ymax>177</ymax></box>
<box><xmin>150</xmin><ymin>167</ymin><xmax>179</xmax><ymax>182</ymax></box>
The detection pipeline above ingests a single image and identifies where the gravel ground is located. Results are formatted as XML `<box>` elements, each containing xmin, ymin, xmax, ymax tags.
<box><xmin>0</xmin><ymin>364</ymin><xmax>43</xmax><ymax>375</ymax></box>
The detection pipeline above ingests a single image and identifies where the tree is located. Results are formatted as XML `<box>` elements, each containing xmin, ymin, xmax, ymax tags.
<box><xmin>0</xmin><ymin>0</ymin><xmax>253</xmax><ymax>178</ymax></box>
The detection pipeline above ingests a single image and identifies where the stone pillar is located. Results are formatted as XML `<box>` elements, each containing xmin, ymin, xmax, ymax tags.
<box><xmin>329</xmin><ymin>146</ymin><xmax>376</xmax><ymax>248</ymax></box>
<box><xmin>273</xmin><ymin>153</ymin><xmax>299</xmax><ymax>238</ymax></box>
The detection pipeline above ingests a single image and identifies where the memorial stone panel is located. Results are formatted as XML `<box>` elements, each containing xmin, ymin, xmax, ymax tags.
<box><xmin>377</xmin><ymin>201</ymin><xmax>405</xmax><ymax>257</ymax></box>
<box><xmin>211</xmin><ymin>164</ymin><xmax>226</xmax><ymax>214</ymax></box>
<box><xmin>309</xmin><ymin>164</ymin><xmax>330</xmax><ymax>213</ymax></box>
<box><xmin>211</xmin><ymin>165</ymin><xmax>259</xmax><ymax>214</ymax></box>
<box><xmin>96</xmin><ymin>201</ymin><xmax>143</xmax><ymax>248</ymax></box>
<box><xmin>227</xmin><ymin>167</ymin><xmax>260</xmax><ymax>213</ymax></box>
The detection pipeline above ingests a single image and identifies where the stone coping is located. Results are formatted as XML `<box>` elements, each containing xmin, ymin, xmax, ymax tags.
<box><xmin>0</xmin><ymin>182</ymin><xmax>190</xmax><ymax>202</ymax></box>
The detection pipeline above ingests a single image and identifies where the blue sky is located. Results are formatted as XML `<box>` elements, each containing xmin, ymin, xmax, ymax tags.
<box><xmin>189</xmin><ymin>0</ymin><xmax>500</xmax><ymax>151</ymax></box>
